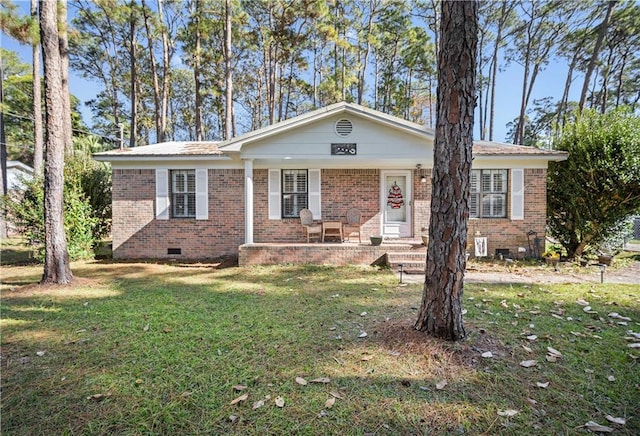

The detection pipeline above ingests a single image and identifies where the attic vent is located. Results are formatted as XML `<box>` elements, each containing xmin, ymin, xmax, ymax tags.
<box><xmin>335</xmin><ymin>119</ymin><xmax>353</xmax><ymax>137</ymax></box>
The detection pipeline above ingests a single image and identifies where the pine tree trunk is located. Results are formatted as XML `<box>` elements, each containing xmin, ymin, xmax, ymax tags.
<box><xmin>129</xmin><ymin>2</ymin><xmax>138</xmax><ymax>148</ymax></box>
<box><xmin>415</xmin><ymin>0</ymin><xmax>477</xmax><ymax>341</ymax></box>
<box><xmin>224</xmin><ymin>0</ymin><xmax>233</xmax><ymax>139</ymax></box>
<box><xmin>0</xmin><ymin>62</ymin><xmax>7</xmax><ymax>240</ymax></box>
<box><xmin>141</xmin><ymin>0</ymin><xmax>162</xmax><ymax>142</ymax></box>
<box><xmin>31</xmin><ymin>0</ymin><xmax>43</xmax><ymax>173</ymax></box>
<box><xmin>40</xmin><ymin>0</ymin><xmax>73</xmax><ymax>284</ymax></box>
<box><xmin>578</xmin><ymin>0</ymin><xmax>615</xmax><ymax>112</ymax></box>
<box><xmin>194</xmin><ymin>1</ymin><xmax>203</xmax><ymax>141</ymax></box>
<box><xmin>158</xmin><ymin>0</ymin><xmax>170</xmax><ymax>142</ymax></box>
<box><xmin>58</xmin><ymin>0</ymin><xmax>72</xmax><ymax>155</ymax></box>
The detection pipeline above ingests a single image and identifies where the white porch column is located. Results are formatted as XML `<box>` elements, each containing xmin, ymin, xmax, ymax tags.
<box><xmin>244</xmin><ymin>159</ymin><xmax>254</xmax><ymax>244</ymax></box>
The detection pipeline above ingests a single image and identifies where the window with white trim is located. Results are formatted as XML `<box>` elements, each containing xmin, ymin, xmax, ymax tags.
<box><xmin>171</xmin><ymin>170</ymin><xmax>196</xmax><ymax>218</ymax></box>
<box><xmin>470</xmin><ymin>169</ymin><xmax>507</xmax><ymax>218</ymax></box>
<box><xmin>282</xmin><ymin>169</ymin><xmax>308</xmax><ymax>218</ymax></box>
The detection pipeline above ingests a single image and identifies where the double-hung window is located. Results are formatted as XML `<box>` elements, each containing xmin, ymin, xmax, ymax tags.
<box><xmin>282</xmin><ymin>169</ymin><xmax>308</xmax><ymax>218</ymax></box>
<box><xmin>171</xmin><ymin>170</ymin><xmax>196</xmax><ymax>218</ymax></box>
<box><xmin>470</xmin><ymin>169</ymin><xmax>507</xmax><ymax>218</ymax></box>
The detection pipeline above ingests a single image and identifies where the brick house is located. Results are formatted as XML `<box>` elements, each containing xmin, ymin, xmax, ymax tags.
<box><xmin>94</xmin><ymin>102</ymin><xmax>567</xmax><ymax>266</ymax></box>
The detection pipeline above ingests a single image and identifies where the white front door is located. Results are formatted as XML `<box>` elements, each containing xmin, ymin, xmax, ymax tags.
<box><xmin>380</xmin><ymin>171</ymin><xmax>412</xmax><ymax>238</ymax></box>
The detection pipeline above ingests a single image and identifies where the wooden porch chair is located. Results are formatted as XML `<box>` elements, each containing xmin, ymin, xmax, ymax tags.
<box><xmin>300</xmin><ymin>208</ymin><xmax>322</xmax><ymax>243</ymax></box>
<box><xmin>343</xmin><ymin>208</ymin><xmax>362</xmax><ymax>243</ymax></box>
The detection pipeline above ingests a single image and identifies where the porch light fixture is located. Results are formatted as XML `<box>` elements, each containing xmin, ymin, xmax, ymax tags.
<box><xmin>416</xmin><ymin>164</ymin><xmax>427</xmax><ymax>183</ymax></box>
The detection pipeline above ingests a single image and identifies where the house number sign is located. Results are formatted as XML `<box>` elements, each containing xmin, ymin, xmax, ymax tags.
<box><xmin>331</xmin><ymin>143</ymin><xmax>357</xmax><ymax>155</ymax></box>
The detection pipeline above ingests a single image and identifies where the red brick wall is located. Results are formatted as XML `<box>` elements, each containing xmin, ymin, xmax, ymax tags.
<box><xmin>412</xmin><ymin>168</ymin><xmax>546</xmax><ymax>258</ymax></box>
<box><xmin>113</xmin><ymin>167</ymin><xmax>547</xmax><ymax>261</ymax></box>
<box><xmin>111</xmin><ymin>168</ymin><xmax>244</xmax><ymax>259</ymax></box>
<box><xmin>252</xmin><ymin>169</ymin><xmax>382</xmax><ymax>242</ymax></box>
<box><xmin>465</xmin><ymin>168</ymin><xmax>547</xmax><ymax>258</ymax></box>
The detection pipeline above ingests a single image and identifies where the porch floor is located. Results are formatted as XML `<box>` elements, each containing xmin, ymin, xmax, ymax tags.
<box><xmin>238</xmin><ymin>239</ymin><xmax>428</xmax><ymax>273</ymax></box>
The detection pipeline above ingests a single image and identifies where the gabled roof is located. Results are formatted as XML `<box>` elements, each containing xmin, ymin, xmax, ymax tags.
<box><xmin>93</xmin><ymin>102</ymin><xmax>568</xmax><ymax>162</ymax></box>
<box><xmin>217</xmin><ymin>101</ymin><xmax>434</xmax><ymax>152</ymax></box>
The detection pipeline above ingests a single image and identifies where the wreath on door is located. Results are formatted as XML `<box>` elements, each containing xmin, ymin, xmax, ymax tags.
<box><xmin>387</xmin><ymin>181</ymin><xmax>404</xmax><ymax>209</ymax></box>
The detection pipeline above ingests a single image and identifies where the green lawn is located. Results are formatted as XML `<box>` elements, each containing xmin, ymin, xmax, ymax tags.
<box><xmin>1</xmin><ymin>251</ymin><xmax>639</xmax><ymax>434</ymax></box>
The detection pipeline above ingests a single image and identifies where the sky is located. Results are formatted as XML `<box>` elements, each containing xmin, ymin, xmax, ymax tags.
<box><xmin>1</xmin><ymin>2</ymin><xmax>581</xmax><ymax>145</ymax></box>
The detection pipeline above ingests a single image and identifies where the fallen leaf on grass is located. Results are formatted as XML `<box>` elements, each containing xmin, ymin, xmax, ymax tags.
<box><xmin>361</xmin><ymin>354</ymin><xmax>375</xmax><ymax>361</ymax></box>
<box><xmin>252</xmin><ymin>400</ymin><xmax>265</xmax><ymax>410</ymax></box>
<box><xmin>87</xmin><ymin>393</ymin><xmax>111</xmax><ymax>401</ymax></box>
<box><xmin>605</xmin><ymin>415</ymin><xmax>626</xmax><ymax>425</ymax></box>
<box><xmin>233</xmin><ymin>385</ymin><xmax>247</xmax><ymax>391</ymax></box>
<box><xmin>295</xmin><ymin>377</ymin><xmax>308</xmax><ymax>386</ymax></box>
<box><xmin>576</xmin><ymin>298</ymin><xmax>589</xmax><ymax>306</ymax></box>
<box><xmin>584</xmin><ymin>421</ymin><xmax>614</xmax><ymax>432</ymax></box>
<box><xmin>311</xmin><ymin>377</ymin><xmax>331</xmax><ymax>384</ymax></box>
<box><xmin>481</xmin><ymin>351</ymin><xmax>493</xmax><ymax>358</ymax></box>
<box><xmin>229</xmin><ymin>415</ymin><xmax>238</xmax><ymax>423</ymax></box>
<box><xmin>330</xmin><ymin>391</ymin><xmax>343</xmax><ymax>399</ymax></box>
<box><xmin>143</xmin><ymin>324</ymin><xmax>149</xmax><ymax>332</ymax></box>
<box><xmin>387</xmin><ymin>350</ymin><xmax>401</xmax><ymax>357</ymax></box>
<box><xmin>358</xmin><ymin>331</ymin><xmax>368</xmax><ymax>338</ymax></box>
<box><xmin>180</xmin><ymin>391</ymin><xmax>192</xmax><ymax>398</ymax></box>
<box><xmin>497</xmin><ymin>409</ymin><xmax>519</xmax><ymax>417</ymax></box>
<box><xmin>36</xmin><ymin>351</ymin><xmax>46</xmax><ymax>357</ymax></box>
<box><xmin>325</xmin><ymin>397</ymin><xmax>336</xmax><ymax>408</ymax></box>
<box><xmin>526</xmin><ymin>335</ymin><xmax>538</xmax><ymax>341</ymax></box>
<box><xmin>162</xmin><ymin>327</ymin><xmax>172</xmax><ymax>333</ymax></box>
<box><xmin>435</xmin><ymin>380</ymin><xmax>447</xmax><ymax>390</ymax></box>
<box><xmin>230</xmin><ymin>393</ymin><xmax>248</xmax><ymax>405</ymax></box>
<box><xmin>547</xmin><ymin>347</ymin><xmax>562</xmax><ymax>358</ymax></box>
<box><xmin>607</xmin><ymin>375</ymin><xmax>615</xmax><ymax>382</ymax></box>
<box><xmin>536</xmin><ymin>381</ymin><xmax>550</xmax><ymax>388</ymax></box>
<box><xmin>522</xmin><ymin>345</ymin><xmax>533</xmax><ymax>353</ymax></box>
<box><xmin>520</xmin><ymin>360</ymin><xmax>537</xmax><ymax>368</ymax></box>
<box><xmin>627</xmin><ymin>343</ymin><xmax>640</xmax><ymax>348</ymax></box>
<box><xmin>360</xmin><ymin>311</ymin><xmax>367</xmax><ymax>317</ymax></box>
<box><xmin>275</xmin><ymin>396</ymin><xmax>285</xmax><ymax>408</ymax></box>
<box><xmin>608</xmin><ymin>312</ymin><xmax>631</xmax><ymax>321</ymax></box>
<box><xmin>546</xmin><ymin>355</ymin><xmax>558</xmax><ymax>362</ymax></box>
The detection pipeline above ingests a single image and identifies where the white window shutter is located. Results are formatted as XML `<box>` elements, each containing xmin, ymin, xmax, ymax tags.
<box><xmin>511</xmin><ymin>168</ymin><xmax>524</xmax><ymax>220</ymax></box>
<box><xmin>195</xmin><ymin>169</ymin><xmax>208</xmax><ymax>220</ymax></box>
<box><xmin>155</xmin><ymin>168</ymin><xmax>169</xmax><ymax>220</ymax></box>
<box><xmin>308</xmin><ymin>169</ymin><xmax>321</xmax><ymax>219</ymax></box>
<box><xmin>268</xmin><ymin>169</ymin><xmax>281</xmax><ymax>220</ymax></box>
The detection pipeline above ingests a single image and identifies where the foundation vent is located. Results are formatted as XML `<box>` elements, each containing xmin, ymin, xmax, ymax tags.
<box><xmin>167</xmin><ymin>248</ymin><xmax>182</xmax><ymax>255</ymax></box>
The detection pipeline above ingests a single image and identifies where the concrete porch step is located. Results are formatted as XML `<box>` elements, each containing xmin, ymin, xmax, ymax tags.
<box><xmin>387</xmin><ymin>252</ymin><xmax>427</xmax><ymax>274</ymax></box>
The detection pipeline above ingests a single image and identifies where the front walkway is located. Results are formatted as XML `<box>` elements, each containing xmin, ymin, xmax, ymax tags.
<box><xmin>400</xmin><ymin>261</ymin><xmax>640</xmax><ymax>285</ymax></box>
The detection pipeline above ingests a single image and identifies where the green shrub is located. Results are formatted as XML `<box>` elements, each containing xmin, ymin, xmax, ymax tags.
<box><xmin>2</xmin><ymin>153</ymin><xmax>110</xmax><ymax>261</ymax></box>
<box><xmin>547</xmin><ymin>108</ymin><xmax>640</xmax><ymax>258</ymax></box>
